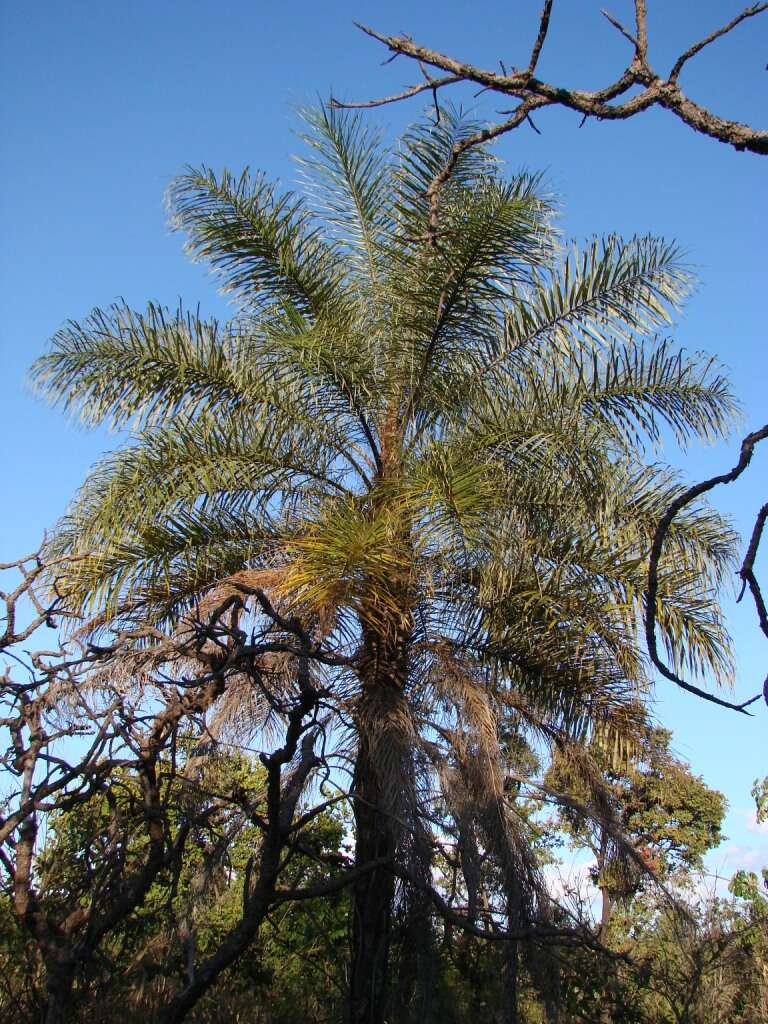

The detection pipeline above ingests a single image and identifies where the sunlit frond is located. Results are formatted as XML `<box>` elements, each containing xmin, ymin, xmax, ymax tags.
<box><xmin>296</xmin><ymin>104</ymin><xmax>392</xmax><ymax>291</ymax></box>
<box><xmin>501</xmin><ymin>235</ymin><xmax>694</xmax><ymax>360</ymax></box>
<box><xmin>50</xmin><ymin>504</ymin><xmax>278</xmax><ymax>630</ymax></box>
<box><xmin>168</xmin><ymin>166</ymin><xmax>346</xmax><ymax>316</ymax></box>
<box><xmin>30</xmin><ymin>302</ymin><xmax>240</xmax><ymax>430</ymax></box>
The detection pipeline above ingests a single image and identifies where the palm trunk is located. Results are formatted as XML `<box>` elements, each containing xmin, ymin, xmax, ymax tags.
<box><xmin>391</xmin><ymin>882</ymin><xmax>434</xmax><ymax>1022</ymax></box>
<box><xmin>348</xmin><ymin>416</ymin><xmax>413</xmax><ymax>1024</ymax></box>
<box><xmin>348</xmin><ymin>729</ymin><xmax>397</xmax><ymax>1024</ymax></box>
<box><xmin>347</xmin><ymin>619</ymin><xmax>411</xmax><ymax>1024</ymax></box>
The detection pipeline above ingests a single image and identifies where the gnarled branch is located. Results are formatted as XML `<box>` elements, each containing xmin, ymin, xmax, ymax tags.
<box><xmin>646</xmin><ymin>424</ymin><xmax>768</xmax><ymax>713</ymax></box>
<box><xmin>333</xmin><ymin>2</ymin><xmax>768</xmax><ymax>243</ymax></box>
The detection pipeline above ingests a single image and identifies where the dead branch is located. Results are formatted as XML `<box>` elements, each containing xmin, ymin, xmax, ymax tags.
<box><xmin>645</xmin><ymin>423</ymin><xmax>768</xmax><ymax>713</ymax></box>
<box><xmin>0</xmin><ymin>555</ymin><xmax>363</xmax><ymax>1024</ymax></box>
<box><xmin>333</xmin><ymin>2</ymin><xmax>768</xmax><ymax>243</ymax></box>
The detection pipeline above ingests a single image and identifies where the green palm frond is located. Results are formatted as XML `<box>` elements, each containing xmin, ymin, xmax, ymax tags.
<box><xmin>259</xmin><ymin>316</ymin><xmax>382</xmax><ymax>467</ymax></box>
<box><xmin>168</xmin><ymin>166</ymin><xmax>346</xmax><ymax>316</ymax></box>
<box><xmin>608</xmin><ymin>463</ymin><xmax>738</xmax><ymax>585</ymax></box>
<box><xmin>281</xmin><ymin>494</ymin><xmax>413</xmax><ymax>634</ymax></box>
<box><xmin>59</xmin><ymin>411</ymin><xmax>345</xmax><ymax>549</ymax></box>
<box><xmin>30</xmin><ymin>303</ymin><xmax>239</xmax><ymax>430</ymax></box>
<box><xmin>393</xmin><ymin>108</ymin><xmax>498</xmax><ymax>224</ymax></box>
<box><xmin>296</xmin><ymin>104</ymin><xmax>392</xmax><ymax>290</ymax></box>
<box><xmin>51</xmin><ymin>504</ymin><xmax>276</xmax><ymax>629</ymax></box>
<box><xmin>500</xmin><ymin>235</ymin><xmax>693</xmax><ymax>360</ymax></box>
<box><xmin>651</xmin><ymin>573</ymin><xmax>734</xmax><ymax>686</ymax></box>
<box><xmin>395</xmin><ymin>178</ymin><xmax>552</xmax><ymax>401</ymax></box>
<box><xmin>563</xmin><ymin>339</ymin><xmax>735</xmax><ymax>449</ymax></box>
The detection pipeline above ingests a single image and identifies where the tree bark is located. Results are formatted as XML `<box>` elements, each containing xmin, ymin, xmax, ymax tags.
<box><xmin>347</xmin><ymin>413</ymin><xmax>413</xmax><ymax>1024</ymax></box>
<box><xmin>347</xmin><ymin>613</ymin><xmax>412</xmax><ymax>1024</ymax></box>
<box><xmin>348</xmin><ymin>719</ymin><xmax>397</xmax><ymax>1024</ymax></box>
<box><xmin>42</xmin><ymin>965</ymin><xmax>76</xmax><ymax>1024</ymax></box>
<box><xmin>391</xmin><ymin>884</ymin><xmax>435</xmax><ymax>1022</ymax></box>
<box><xmin>502</xmin><ymin>939</ymin><xmax>519</xmax><ymax>1024</ymax></box>
<box><xmin>502</xmin><ymin>878</ymin><xmax>522</xmax><ymax>1024</ymax></box>
<box><xmin>597</xmin><ymin>865</ymin><xmax>616</xmax><ymax>1024</ymax></box>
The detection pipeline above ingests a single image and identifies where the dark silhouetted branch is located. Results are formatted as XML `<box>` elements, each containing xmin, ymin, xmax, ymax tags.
<box><xmin>646</xmin><ymin>424</ymin><xmax>768</xmax><ymax>713</ymax></box>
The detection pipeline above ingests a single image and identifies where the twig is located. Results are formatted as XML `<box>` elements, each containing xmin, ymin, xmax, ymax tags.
<box><xmin>528</xmin><ymin>1</ymin><xmax>554</xmax><ymax>76</ymax></box>
<box><xmin>670</xmin><ymin>3</ymin><xmax>768</xmax><ymax>81</ymax></box>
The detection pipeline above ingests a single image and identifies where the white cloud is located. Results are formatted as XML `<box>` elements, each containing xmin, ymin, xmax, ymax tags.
<box><xmin>710</xmin><ymin>843</ymin><xmax>766</xmax><ymax>876</ymax></box>
<box><xmin>744</xmin><ymin>808</ymin><xmax>768</xmax><ymax>835</ymax></box>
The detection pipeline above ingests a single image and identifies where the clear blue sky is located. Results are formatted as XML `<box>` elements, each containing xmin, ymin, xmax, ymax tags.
<box><xmin>1</xmin><ymin>1</ymin><xmax>766</xmax><ymax>873</ymax></box>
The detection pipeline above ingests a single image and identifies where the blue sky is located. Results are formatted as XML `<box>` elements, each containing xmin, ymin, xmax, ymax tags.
<box><xmin>1</xmin><ymin>0</ymin><xmax>766</xmax><ymax>873</ymax></box>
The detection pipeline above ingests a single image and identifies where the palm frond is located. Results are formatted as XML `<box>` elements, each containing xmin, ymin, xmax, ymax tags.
<box><xmin>566</xmin><ymin>339</ymin><xmax>735</xmax><ymax>449</ymax></box>
<box><xmin>296</xmin><ymin>104</ymin><xmax>392</xmax><ymax>291</ymax></box>
<box><xmin>168</xmin><ymin>166</ymin><xmax>346</xmax><ymax>316</ymax></box>
<box><xmin>49</xmin><ymin>504</ymin><xmax>277</xmax><ymax>629</ymax></box>
<box><xmin>500</xmin><ymin>235</ymin><xmax>694</xmax><ymax>361</ymax></box>
<box><xmin>31</xmin><ymin>303</ymin><xmax>239</xmax><ymax>430</ymax></box>
<box><xmin>395</xmin><ymin>176</ymin><xmax>553</xmax><ymax>411</ymax></box>
<box><xmin>393</xmin><ymin>107</ymin><xmax>498</xmax><ymax>227</ymax></box>
<box><xmin>58</xmin><ymin>411</ymin><xmax>345</xmax><ymax>549</ymax></box>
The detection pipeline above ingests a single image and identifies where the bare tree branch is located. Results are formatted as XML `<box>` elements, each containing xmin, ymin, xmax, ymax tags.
<box><xmin>334</xmin><ymin>3</ymin><xmax>768</xmax><ymax>243</ymax></box>
<box><xmin>528</xmin><ymin>1</ymin><xmax>554</xmax><ymax>76</ymax></box>
<box><xmin>342</xmin><ymin>5</ymin><xmax>767</xmax><ymax>155</ymax></box>
<box><xmin>0</xmin><ymin>555</ymin><xmax>365</xmax><ymax>1023</ymax></box>
<box><xmin>737</xmin><ymin>502</ymin><xmax>768</xmax><ymax>639</ymax></box>
<box><xmin>645</xmin><ymin>424</ymin><xmax>768</xmax><ymax>713</ymax></box>
<box><xmin>669</xmin><ymin>3</ymin><xmax>768</xmax><ymax>81</ymax></box>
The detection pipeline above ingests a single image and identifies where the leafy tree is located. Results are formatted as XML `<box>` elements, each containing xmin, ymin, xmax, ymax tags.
<box><xmin>548</xmin><ymin>728</ymin><xmax>726</xmax><ymax>933</ymax></box>
<box><xmin>32</xmin><ymin>105</ymin><xmax>739</xmax><ymax>1023</ymax></box>
<box><xmin>619</xmin><ymin>732</ymin><xmax>726</xmax><ymax>875</ymax></box>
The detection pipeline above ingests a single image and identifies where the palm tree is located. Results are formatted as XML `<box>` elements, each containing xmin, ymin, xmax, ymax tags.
<box><xmin>32</xmin><ymin>107</ymin><xmax>737</xmax><ymax>1023</ymax></box>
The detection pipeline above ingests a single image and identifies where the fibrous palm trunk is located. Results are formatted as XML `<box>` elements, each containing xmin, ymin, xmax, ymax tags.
<box><xmin>347</xmin><ymin>611</ymin><xmax>412</xmax><ymax>1024</ymax></box>
<box><xmin>348</xmin><ymin>728</ymin><xmax>397</xmax><ymax>1024</ymax></box>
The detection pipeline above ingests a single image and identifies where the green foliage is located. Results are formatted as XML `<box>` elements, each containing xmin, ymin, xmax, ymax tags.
<box><xmin>549</xmin><ymin>727</ymin><xmax>726</xmax><ymax>912</ymax></box>
<box><xmin>752</xmin><ymin>775</ymin><xmax>768</xmax><ymax>824</ymax></box>
<box><xmin>31</xmin><ymin>107</ymin><xmax>737</xmax><ymax>706</ymax></box>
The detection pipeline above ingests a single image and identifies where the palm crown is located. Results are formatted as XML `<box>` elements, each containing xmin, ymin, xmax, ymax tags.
<box><xmin>33</xmin><ymin>107</ymin><xmax>735</xmax><ymax>712</ymax></box>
